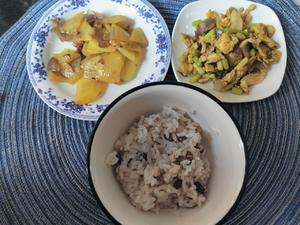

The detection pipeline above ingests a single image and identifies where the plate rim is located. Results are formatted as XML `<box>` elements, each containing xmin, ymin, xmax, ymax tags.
<box><xmin>26</xmin><ymin>0</ymin><xmax>172</xmax><ymax>121</ymax></box>
<box><xmin>171</xmin><ymin>0</ymin><xmax>287</xmax><ymax>103</ymax></box>
<box><xmin>87</xmin><ymin>81</ymin><xmax>247</xmax><ymax>225</ymax></box>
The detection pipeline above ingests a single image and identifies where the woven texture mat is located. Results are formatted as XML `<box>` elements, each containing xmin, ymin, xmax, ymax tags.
<box><xmin>0</xmin><ymin>0</ymin><xmax>299</xmax><ymax>224</ymax></box>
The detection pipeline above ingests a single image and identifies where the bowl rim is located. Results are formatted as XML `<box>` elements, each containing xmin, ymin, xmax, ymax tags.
<box><xmin>87</xmin><ymin>81</ymin><xmax>248</xmax><ymax>225</ymax></box>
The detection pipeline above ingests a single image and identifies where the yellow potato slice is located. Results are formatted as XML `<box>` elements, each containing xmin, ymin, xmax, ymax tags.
<box><xmin>48</xmin><ymin>70</ymin><xmax>82</xmax><ymax>84</ymax></box>
<box><xmin>129</xmin><ymin>28</ymin><xmax>148</xmax><ymax>47</ymax></box>
<box><xmin>101</xmin><ymin>15</ymin><xmax>131</xmax><ymax>29</ymax></box>
<box><xmin>53</xmin><ymin>49</ymin><xmax>81</xmax><ymax>64</ymax></box>
<box><xmin>110</xmin><ymin>24</ymin><xmax>130</xmax><ymax>42</ymax></box>
<box><xmin>75</xmin><ymin>78</ymin><xmax>107</xmax><ymax>104</ymax></box>
<box><xmin>80</xmin><ymin>51</ymin><xmax>125</xmax><ymax>83</ymax></box>
<box><xmin>81</xmin><ymin>43</ymin><xmax>90</xmax><ymax>56</ymax></box>
<box><xmin>120</xmin><ymin>42</ymin><xmax>144</xmax><ymax>52</ymax></box>
<box><xmin>78</xmin><ymin>19</ymin><xmax>95</xmax><ymax>41</ymax></box>
<box><xmin>118</xmin><ymin>47</ymin><xmax>136</xmax><ymax>61</ymax></box>
<box><xmin>60</xmin><ymin>62</ymin><xmax>76</xmax><ymax>77</ymax></box>
<box><xmin>66</xmin><ymin>71</ymin><xmax>83</xmax><ymax>84</ymax></box>
<box><xmin>99</xmin><ymin>51</ymin><xmax>125</xmax><ymax>83</ymax></box>
<box><xmin>48</xmin><ymin>49</ymin><xmax>83</xmax><ymax>83</ymax></box>
<box><xmin>118</xmin><ymin>19</ymin><xmax>131</xmax><ymax>30</ymax></box>
<box><xmin>81</xmin><ymin>55</ymin><xmax>105</xmax><ymax>78</ymax></box>
<box><xmin>48</xmin><ymin>71</ymin><xmax>67</xmax><ymax>82</ymax></box>
<box><xmin>82</xmin><ymin>40</ymin><xmax>116</xmax><ymax>56</ymax></box>
<box><xmin>62</xmin><ymin>12</ymin><xmax>85</xmax><ymax>36</ymax></box>
<box><xmin>103</xmin><ymin>24</ymin><xmax>113</xmax><ymax>32</ymax></box>
<box><xmin>102</xmin><ymin>15</ymin><xmax>128</xmax><ymax>23</ymax></box>
<box><xmin>121</xmin><ymin>50</ymin><xmax>144</xmax><ymax>81</ymax></box>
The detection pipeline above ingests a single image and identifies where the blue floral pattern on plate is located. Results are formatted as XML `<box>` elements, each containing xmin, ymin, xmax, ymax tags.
<box><xmin>26</xmin><ymin>0</ymin><xmax>171</xmax><ymax>121</ymax></box>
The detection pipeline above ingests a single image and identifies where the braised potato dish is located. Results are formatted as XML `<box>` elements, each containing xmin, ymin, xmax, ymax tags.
<box><xmin>178</xmin><ymin>5</ymin><xmax>281</xmax><ymax>95</ymax></box>
<box><xmin>47</xmin><ymin>11</ymin><xmax>148</xmax><ymax>104</ymax></box>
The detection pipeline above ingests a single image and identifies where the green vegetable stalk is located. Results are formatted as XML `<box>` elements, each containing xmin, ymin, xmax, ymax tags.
<box><xmin>179</xmin><ymin>52</ymin><xmax>188</xmax><ymax>63</ymax></box>
<box><xmin>241</xmin><ymin>30</ymin><xmax>248</xmax><ymax>36</ymax></box>
<box><xmin>203</xmin><ymin>73</ymin><xmax>216</xmax><ymax>79</ymax></box>
<box><xmin>204</xmin><ymin>28</ymin><xmax>216</xmax><ymax>42</ymax></box>
<box><xmin>250</xmin><ymin>23</ymin><xmax>258</xmax><ymax>30</ymax></box>
<box><xmin>231</xmin><ymin>87</ymin><xmax>243</xmax><ymax>95</ymax></box>
<box><xmin>192</xmin><ymin>19</ymin><xmax>202</xmax><ymax>28</ymax></box>
<box><xmin>250</xmin><ymin>48</ymin><xmax>256</xmax><ymax>56</ymax></box>
<box><xmin>193</xmin><ymin>63</ymin><xmax>205</xmax><ymax>75</ymax></box>
<box><xmin>221</xmin><ymin>58</ymin><xmax>229</xmax><ymax>70</ymax></box>
<box><xmin>217</xmin><ymin>61</ymin><xmax>223</xmax><ymax>71</ymax></box>
<box><xmin>189</xmin><ymin>74</ymin><xmax>201</xmax><ymax>83</ymax></box>
<box><xmin>193</xmin><ymin>56</ymin><xmax>202</xmax><ymax>67</ymax></box>
<box><xmin>224</xmin><ymin>28</ymin><xmax>239</xmax><ymax>34</ymax></box>
<box><xmin>216</xmin><ymin>17</ymin><xmax>222</xmax><ymax>29</ymax></box>
<box><xmin>236</xmin><ymin>32</ymin><xmax>246</xmax><ymax>40</ymax></box>
<box><xmin>267</xmin><ymin>25</ymin><xmax>275</xmax><ymax>37</ymax></box>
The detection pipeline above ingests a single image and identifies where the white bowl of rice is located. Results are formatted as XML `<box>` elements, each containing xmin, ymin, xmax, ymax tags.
<box><xmin>88</xmin><ymin>82</ymin><xmax>246</xmax><ymax>225</ymax></box>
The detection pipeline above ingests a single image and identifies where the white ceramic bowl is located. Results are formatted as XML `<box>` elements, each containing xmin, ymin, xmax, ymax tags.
<box><xmin>171</xmin><ymin>0</ymin><xmax>287</xmax><ymax>103</ymax></box>
<box><xmin>88</xmin><ymin>82</ymin><xmax>246</xmax><ymax>225</ymax></box>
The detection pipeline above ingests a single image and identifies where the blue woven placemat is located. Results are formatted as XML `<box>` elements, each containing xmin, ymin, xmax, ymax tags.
<box><xmin>0</xmin><ymin>0</ymin><xmax>299</xmax><ymax>224</ymax></box>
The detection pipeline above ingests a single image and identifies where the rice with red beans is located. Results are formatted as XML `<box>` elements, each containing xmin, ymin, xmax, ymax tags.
<box><xmin>106</xmin><ymin>106</ymin><xmax>211</xmax><ymax>212</ymax></box>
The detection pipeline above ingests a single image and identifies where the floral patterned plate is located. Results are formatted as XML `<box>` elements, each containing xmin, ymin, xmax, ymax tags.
<box><xmin>26</xmin><ymin>0</ymin><xmax>171</xmax><ymax>121</ymax></box>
